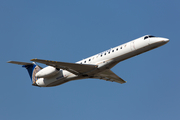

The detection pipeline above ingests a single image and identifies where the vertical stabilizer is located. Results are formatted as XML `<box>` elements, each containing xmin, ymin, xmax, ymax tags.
<box><xmin>22</xmin><ymin>63</ymin><xmax>41</xmax><ymax>84</ymax></box>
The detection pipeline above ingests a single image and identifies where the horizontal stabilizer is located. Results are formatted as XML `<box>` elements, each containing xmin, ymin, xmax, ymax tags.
<box><xmin>7</xmin><ymin>61</ymin><xmax>34</xmax><ymax>65</ymax></box>
<box><xmin>7</xmin><ymin>61</ymin><xmax>42</xmax><ymax>85</ymax></box>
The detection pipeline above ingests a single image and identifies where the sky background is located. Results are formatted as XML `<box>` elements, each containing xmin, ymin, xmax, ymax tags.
<box><xmin>1</xmin><ymin>0</ymin><xmax>180</xmax><ymax>120</ymax></box>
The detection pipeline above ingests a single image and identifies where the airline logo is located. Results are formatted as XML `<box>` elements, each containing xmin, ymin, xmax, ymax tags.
<box><xmin>32</xmin><ymin>66</ymin><xmax>41</xmax><ymax>84</ymax></box>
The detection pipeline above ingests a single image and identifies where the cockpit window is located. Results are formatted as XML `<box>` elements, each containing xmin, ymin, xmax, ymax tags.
<box><xmin>144</xmin><ymin>35</ymin><xmax>155</xmax><ymax>40</ymax></box>
<box><xmin>149</xmin><ymin>35</ymin><xmax>155</xmax><ymax>38</ymax></box>
<box><xmin>144</xmin><ymin>36</ymin><xmax>148</xmax><ymax>40</ymax></box>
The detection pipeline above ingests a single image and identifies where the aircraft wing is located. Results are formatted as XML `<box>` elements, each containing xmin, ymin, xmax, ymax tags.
<box><xmin>31</xmin><ymin>59</ymin><xmax>98</xmax><ymax>75</ymax></box>
<box><xmin>93</xmin><ymin>69</ymin><xmax>127</xmax><ymax>84</ymax></box>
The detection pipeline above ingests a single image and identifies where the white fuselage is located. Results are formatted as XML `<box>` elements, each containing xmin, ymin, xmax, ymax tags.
<box><xmin>35</xmin><ymin>35</ymin><xmax>169</xmax><ymax>87</ymax></box>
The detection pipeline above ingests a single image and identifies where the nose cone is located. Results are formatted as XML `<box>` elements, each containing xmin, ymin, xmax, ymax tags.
<box><xmin>163</xmin><ymin>38</ymin><xmax>169</xmax><ymax>43</ymax></box>
<box><xmin>156</xmin><ymin>37</ymin><xmax>169</xmax><ymax>43</ymax></box>
<box><xmin>149</xmin><ymin>37</ymin><xmax>169</xmax><ymax>45</ymax></box>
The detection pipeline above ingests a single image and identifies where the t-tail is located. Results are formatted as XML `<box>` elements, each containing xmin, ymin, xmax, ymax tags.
<box><xmin>7</xmin><ymin>61</ymin><xmax>42</xmax><ymax>86</ymax></box>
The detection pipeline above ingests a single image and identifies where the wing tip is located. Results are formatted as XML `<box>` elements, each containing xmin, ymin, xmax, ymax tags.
<box><xmin>122</xmin><ymin>81</ymin><xmax>127</xmax><ymax>84</ymax></box>
<box><xmin>7</xmin><ymin>61</ymin><xmax>12</xmax><ymax>63</ymax></box>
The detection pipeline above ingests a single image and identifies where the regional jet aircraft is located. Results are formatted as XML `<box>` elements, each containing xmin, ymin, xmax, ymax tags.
<box><xmin>8</xmin><ymin>35</ymin><xmax>169</xmax><ymax>87</ymax></box>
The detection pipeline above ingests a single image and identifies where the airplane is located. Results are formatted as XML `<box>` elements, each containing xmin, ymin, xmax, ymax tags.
<box><xmin>8</xmin><ymin>35</ymin><xmax>169</xmax><ymax>87</ymax></box>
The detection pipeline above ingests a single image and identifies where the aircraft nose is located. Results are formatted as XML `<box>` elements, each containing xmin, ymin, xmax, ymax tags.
<box><xmin>149</xmin><ymin>37</ymin><xmax>169</xmax><ymax>45</ymax></box>
<box><xmin>163</xmin><ymin>38</ymin><xmax>169</xmax><ymax>43</ymax></box>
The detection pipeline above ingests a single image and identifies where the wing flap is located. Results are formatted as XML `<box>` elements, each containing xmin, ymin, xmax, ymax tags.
<box><xmin>31</xmin><ymin>59</ymin><xmax>98</xmax><ymax>75</ymax></box>
<box><xmin>93</xmin><ymin>69</ymin><xmax>126</xmax><ymax>84</ymax></box>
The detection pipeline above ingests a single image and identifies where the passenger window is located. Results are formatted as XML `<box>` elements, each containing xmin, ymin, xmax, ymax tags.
<box><xmin>101</xmin><ymin>55</ymin><xmax>103</xmax><ymax>57</ymax></box>
<box><xmin>104</xmin><ymin>53</ymin><xmax>106</xmax><ymax>55</ymax></box>
<box><xmin>108</xmin><ymin>51</ymin><xmax>110</xmax><ymax>54</ymax></box>
<box><xmin>112</xmin><ymin>50</ymin><xmax>114</xmax><ymax>52</ymax></box>
<box><xmin>116</xmin><ymin>48</ymin><xmax>118</xmax><ymax>51</ymax></box>
<box><xmin>84</xmin><ymin>61</ymin><xmax>86</xmax><ymax>63</ymax></box>
<box><xmin>120</xmin><ymin>47</ymin><xmax>122</xmax><ymax>49</ymax></box>
<box><xmin>89</xmin><ymin>59</ymin><xmax>91</xmax><ymax>61</ymax></box>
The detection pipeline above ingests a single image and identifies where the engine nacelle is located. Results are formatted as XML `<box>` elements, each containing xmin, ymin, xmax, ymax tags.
<box><xmin>36</xmin><ymin>66</ymin><xmax>59</xmax><ymax>78</ymax></box>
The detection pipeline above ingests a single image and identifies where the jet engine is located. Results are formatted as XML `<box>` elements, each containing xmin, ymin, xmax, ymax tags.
<box><xmin>35</xmin><ymin>66</ymin><xmax>59</xmax><ymax>78</ymax></box>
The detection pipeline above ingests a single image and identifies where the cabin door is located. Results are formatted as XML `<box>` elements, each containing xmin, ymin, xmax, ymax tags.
<box><xmin>130</xmin><ymin>41</ymin><xmax>136</xmax><ymax>51</ymax></box>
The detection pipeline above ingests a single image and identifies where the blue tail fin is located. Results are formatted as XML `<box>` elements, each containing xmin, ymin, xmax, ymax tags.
<box><xmin>22</xmin><ymin>63</ymin><xmax>41</xmax><ymax>84</ymax></box>
<box><xmin>7</xmin><ymin>61</ymin><xmax>41</xmax><ymax>84</ymax></box>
